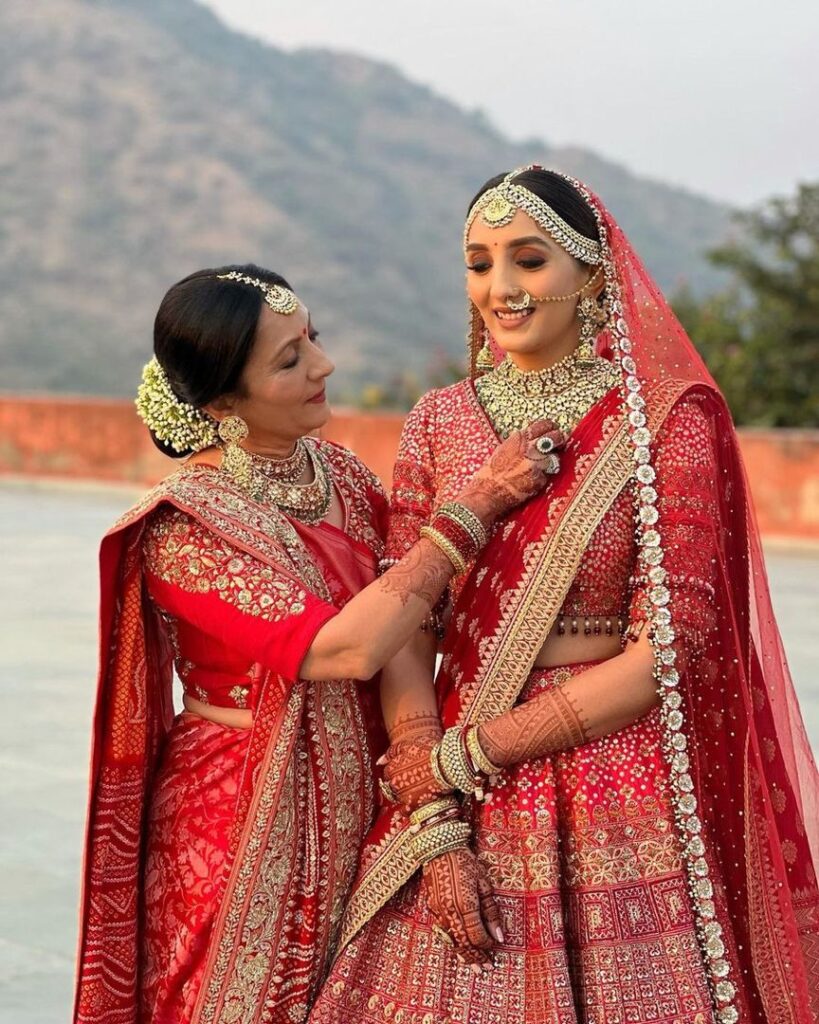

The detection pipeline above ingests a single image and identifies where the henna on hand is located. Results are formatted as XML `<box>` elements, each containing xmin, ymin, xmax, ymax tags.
<box><xmin>378</xmin><ymin>538</ymin><xmax>454</xmax><ymax>608</ymax></box>
<box><xmin>382</xmin><ymin>731</ymin><xmax>449</xmax><ymax>810</ymax></box>
<box><xmin>478</xmin><ymin>683</ymin><xmax>590</xmax><ymax>768</ymax></box>
<box><xmin>422</xmin><ymin>847</ymin><xmax>496</xmax><ymax>964</ymax></box>
<box><xmin>458</xmin><ymin>420</ymin><xmax>567</xmax><ymax>528</ymax></box>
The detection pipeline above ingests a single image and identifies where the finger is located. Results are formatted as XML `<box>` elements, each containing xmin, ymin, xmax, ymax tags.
<box><xmin>524</xmin><ymin>418</ymin><xmax>561</xmax><ymax>440</ymax></box>
<box><xmin>376</xmin><ymin>754</ymin><xmax>387</xmax><ymax>766</ymax></box>
<box><xmin>460</xmin><ymin>907</ymin><xmax>494</xmax><ymax>952</ymax></box>
<box><xmin>531</xmin><ymin>429</ymin><xmax>566</xmax><ymax>454</ymax></box>
<box><xmin>477</xmin><ymin>870</ymin><xmax>505</xmax><ymax>944</ymax></box>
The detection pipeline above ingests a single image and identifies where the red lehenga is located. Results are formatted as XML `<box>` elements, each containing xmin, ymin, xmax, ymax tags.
<box><xmin>74</xmin><ymin>439</ymin><xmax>387</xmax><ymax>1024</ymax></box>
<box><xmin>310</xmin><ymin>183</ymin><xmax>819</xmax><ymax>1024</ymax></box>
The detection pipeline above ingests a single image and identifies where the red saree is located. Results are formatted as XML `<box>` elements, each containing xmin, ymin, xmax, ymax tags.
<box><xmin>311</xmin><ymin>181</ymin><xmax>819</xmax><ymax>1024</ymax></box>
<box><xmin>74</xmin><ymin>440</ymin><xmax>387</xmax><ymax>1024</ymax></box>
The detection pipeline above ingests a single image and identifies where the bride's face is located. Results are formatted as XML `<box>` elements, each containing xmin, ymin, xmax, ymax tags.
<box><xmin>465</xmin><ymin>208</ymin><xmax>598</xmax><ymax>368</ymax></box>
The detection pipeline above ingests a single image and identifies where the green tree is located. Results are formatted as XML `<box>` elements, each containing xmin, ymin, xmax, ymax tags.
<box><xmin>674</xmin><ymin>183</ymin><xmax>819</xmax><ymax>426</ymax></box>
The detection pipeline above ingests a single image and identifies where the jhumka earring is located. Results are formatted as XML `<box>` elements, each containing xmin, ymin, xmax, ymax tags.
<box><xmin>218</xmin><ymin>414</ymin><xmax>252</xmax><ymax>491</ymax></box>
<box><xmin>576</xmin><ymin>294</ymin><xmax>609</xmax><ymax>366</ymax></box>
<box><xmin>475</xmin><ymin>328</ymin><xmax>495</xmax><ymax>373</ymax></box>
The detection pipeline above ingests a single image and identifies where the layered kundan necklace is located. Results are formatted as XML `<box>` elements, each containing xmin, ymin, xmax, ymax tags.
<box><xmin>245</xmin><ymin>438</ymin><xmax>332</xmax><ymax>525</ymax></box>
<box><xmin>475</xmin><ymin>349</ymin><xmax>620</xmax><ymax>439</ymax></box>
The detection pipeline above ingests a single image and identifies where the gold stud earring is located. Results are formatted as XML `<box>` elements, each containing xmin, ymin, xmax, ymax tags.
<box><xmin>218</xmin><ymin>414</ymin><xmax>252</xmax><ymax>491</ymax></box>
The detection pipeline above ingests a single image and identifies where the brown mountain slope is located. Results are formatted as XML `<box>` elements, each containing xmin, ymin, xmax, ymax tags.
<box><xmin>0</xmin><ymin>0</ymin><xmax>731</xmax><ymax>397</ymax></box>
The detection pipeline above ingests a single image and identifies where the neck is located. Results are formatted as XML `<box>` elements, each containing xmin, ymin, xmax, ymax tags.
<box><xmin>243</xmin><ymin>436</ymin><xmax>301</xmax><ymax>460</ymax></box>
<box><xmin>506</xmin><ymin>331</ymin><xmax>580</xmax><ymax>373</ymax></box>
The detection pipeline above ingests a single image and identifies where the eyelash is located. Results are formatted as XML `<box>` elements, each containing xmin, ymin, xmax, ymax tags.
<box><xmin>466</xmin><ymin>258</ymin><xmax>546</xmax><ymax>273</ymax></box>
<box><xmin>282</xmin><ymin>331</ymin><xmax>320</xmax><ymax>370</ymax></box>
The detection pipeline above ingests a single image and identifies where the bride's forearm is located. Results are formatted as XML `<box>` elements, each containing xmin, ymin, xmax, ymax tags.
<box><xmin>478</xmin><ymin>632</ymin><xmax>659</xmax><ymax>768</ymax></box>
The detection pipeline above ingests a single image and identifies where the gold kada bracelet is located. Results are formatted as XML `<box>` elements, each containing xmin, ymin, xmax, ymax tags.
<box><xmin>419</xmin><ymin>525</ymin><xmax>468</xmax><ymax>575</ymax></box>
<box><xmin>408</xmin><ymin>818</ymin><xmax>472</xmax><ymax>867</ymax></box>
<box><xmin>438</xmin><ymin>726</ymin><xmax>479</xmax><ymax>795</ymax></box>
<box><xmin>465</xmin><ymin>725</ymin><xmax>502</xmax><ymax>777</ymax></box>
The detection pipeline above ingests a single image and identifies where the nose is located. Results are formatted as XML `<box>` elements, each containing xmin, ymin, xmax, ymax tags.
<box><xmin>309</xmin><ymin>341</ymin><xmax>335</xmax><ymax>380</ymax></box>
<box><xmin>488</xmin><ymin>260</ymin><xmax>519</xmax><ymax>306</ymax></box>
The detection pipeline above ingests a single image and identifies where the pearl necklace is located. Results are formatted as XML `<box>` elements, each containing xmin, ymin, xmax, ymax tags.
<box><xmin>475</xmin><ymin>350</ymin><xmax>620</xmax><ymax>439</ymax></box>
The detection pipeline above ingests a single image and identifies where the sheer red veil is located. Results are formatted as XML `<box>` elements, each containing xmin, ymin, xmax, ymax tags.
<box><xmin>515</xmin><ymin>170</ymin><xmax>819</xmax><ymax>1022</ymax></box>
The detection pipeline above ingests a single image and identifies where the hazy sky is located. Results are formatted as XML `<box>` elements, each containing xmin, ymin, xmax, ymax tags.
<box><xmin>202</xmin><ymin>0</ymin><xmax>817</xmax><ymax>206</ymax></box>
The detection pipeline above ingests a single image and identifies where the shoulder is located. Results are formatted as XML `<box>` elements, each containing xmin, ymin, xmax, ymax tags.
<box><xmin>402</xmin><ymin>379</ymin><xmax>475</xmax><ymax>436</ymax></box>
<box><xmin>313</xmin><ymin>438</ymin><xmax>385</xmax><ymax>498</ymax></box>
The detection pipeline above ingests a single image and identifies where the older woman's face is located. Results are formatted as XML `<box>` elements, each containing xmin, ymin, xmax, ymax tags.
<box><xmin>227</xmin><ymin>303</ymin><xmax>335</xmax><ymax>448</ymax></box>
<box><xmin>466</xmin><ymin>208</ymin><xmax>597</xmax><ymax>368</ymax></box>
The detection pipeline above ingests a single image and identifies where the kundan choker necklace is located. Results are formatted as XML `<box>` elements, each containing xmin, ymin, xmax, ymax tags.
<box><xmin>245</xmin><ymin>438</ymin><xmax>332</xmax><ymax>525</ymax></box>
<box><xmin>475</xmin><ymin>349</ymin><xmax>620</xmax><ymax>439</ymax></box>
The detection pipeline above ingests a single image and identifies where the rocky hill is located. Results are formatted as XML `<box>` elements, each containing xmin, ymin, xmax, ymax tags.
<box><xmin>0</xmin><ymin>0</ymin><xmax>732</xmax><ymax>397</ymax></box>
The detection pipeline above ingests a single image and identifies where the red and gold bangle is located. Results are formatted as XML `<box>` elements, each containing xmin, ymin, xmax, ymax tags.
<box><xmin>435</xmin><ymin>501</ymin><xmax>488</xmax><ymax>549</ymax></box>
<box><xmin>428</xmin><ymin>514</ymin><xmax>480</xmax><ymax>565</ymax></box>
<box><xmin>419</xmin><ymin>525</ymin><xmax>468</xmax><ymax>575</ymax></box>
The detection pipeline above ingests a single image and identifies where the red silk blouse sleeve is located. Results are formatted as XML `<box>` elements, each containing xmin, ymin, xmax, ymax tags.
<box><xmin>385</xmin><ymin>390</ymin><xmax>437</xmax><ymax>562</ymax></box>
<box><xmin>143</xmin><ymin>507</ymin><xmax>338</xmax><ymax>681</ymax></box>
<box><xmin>628</xmin><ymin>396</ymin><xmax>720</xmax><ymax>663</ymax></box>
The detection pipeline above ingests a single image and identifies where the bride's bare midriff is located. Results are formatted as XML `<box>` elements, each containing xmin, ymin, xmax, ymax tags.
<box><xmin>183</xmin><ymin>693</ymin><xmax>254</xmax><ymax>729</ymax></box>
<box><xmin>533</xmin><ymin>622</ymin><xmax>623</xmax><ymax>668</ymax></box>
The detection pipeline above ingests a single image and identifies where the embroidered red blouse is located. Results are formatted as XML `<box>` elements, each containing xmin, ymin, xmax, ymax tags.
<box><xmin>386</xmin><ymin>379</ymin><xmax>719</xmax><ymax>654</ymax></box>
<box><xmin>142</xmin><ymin>440</ymin><xmax>387</xmax><ymax>709</ymax></box>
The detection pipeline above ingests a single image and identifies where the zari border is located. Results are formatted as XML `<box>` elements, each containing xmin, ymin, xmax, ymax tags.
<box><xmin>111</xmin><ymin>463</ymin><xmax>331</xmax><ymax>601</ymax></box>
<box><xmin>556</xmin><ymin>170</ymin><xmax>742</xmax><ymax>1024</ymax></box>
<box><xmin>193</xmin><ymin>683</ymin><xmax>306</xmax><ymax>1024</ymax></box>
<box><xmin>337</xmin><ymin>816</ymin><xmax>421</xmax><ymax>951</ymax></box>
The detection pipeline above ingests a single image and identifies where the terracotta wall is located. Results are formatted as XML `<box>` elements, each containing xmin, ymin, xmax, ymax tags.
<box><xmin>1</xmin><ymin>395</ymin><xmax>817</xmax><ymax>544</ymax></box>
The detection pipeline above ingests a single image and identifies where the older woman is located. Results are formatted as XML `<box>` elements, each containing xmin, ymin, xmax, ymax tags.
<box><xmin>72</xmin><ymin>265</ymin><xmax>558</xmax><ymax>1024</ymax></box>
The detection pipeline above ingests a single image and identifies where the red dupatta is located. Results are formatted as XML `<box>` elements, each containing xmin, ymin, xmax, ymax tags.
<box><xmin>74</xmin><ymin>465</ymin><xmax>374</xmax><ymax>1024</ymax></box>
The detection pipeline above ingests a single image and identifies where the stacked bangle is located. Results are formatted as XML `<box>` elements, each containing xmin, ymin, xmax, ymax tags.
<box><xmin>408</xmin><ymin>796</ymin><xmax>461</xmax><ymax>835</ymax></box>
<box><xmin>429</xmin><ymin>743</ymin><xmax>451</xmax><ymax>791</ymax></box>
<box><xmin>465</xmin><ymin>726</ymin><xmax>502</xmax><ymax>777</ymax></box>
<box><xmin>408</xmin><ymin>817</ymin><xmax>472</xmax><ymax>866</ymax></box>
<box><xmin>419</xmin><ymin>525</ymin><xmax>468</xmax><ymax>574</ymax></box>
<box><xmin>435</xmin><ymin>501</ymin><xmax>488</xmax><ymax>549</ymax></box>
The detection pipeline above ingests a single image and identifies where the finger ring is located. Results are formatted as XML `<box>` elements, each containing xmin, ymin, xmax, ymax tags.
<box><xmin>542</xmin><ymin>453</ymin><xmax>561</xmax><ymax>474</ymax></box>
<box><xmin>379</xmin><ymin>777</ymin><xmax>397</xmax><ymax>803</ymax></box>
<box><xmin>432</xmin><ymin>924</ymin><xmax>455</xmax><ymax>946</ymax></box>
<box><xmin>535</xmin><ymin>436</ymin><xmax>556</xmax><ymax>455</ymax></box>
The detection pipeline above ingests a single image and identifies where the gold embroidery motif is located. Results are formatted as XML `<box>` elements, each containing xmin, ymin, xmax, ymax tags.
<box><xmin>144</xmin><ymin>508</ymin><xmax>310</xmax><ymax>622</ymax></box>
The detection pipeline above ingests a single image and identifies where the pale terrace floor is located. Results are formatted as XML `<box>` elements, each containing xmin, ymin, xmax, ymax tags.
<box><xmin>1</xmin><ymin>481</ymin><xmax>817</xmax><ymax>1023</ymax></box>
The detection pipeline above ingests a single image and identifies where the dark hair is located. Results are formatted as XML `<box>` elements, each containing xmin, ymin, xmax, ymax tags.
<box><xmin>468</xmin><ymin>168</ymin><xmax>599</xmax><ymax>250</ymax></box>
<box><xmin>150</xmin><ymin>263</ymin><xmax>293</xmax><ymax>458</ymax></box>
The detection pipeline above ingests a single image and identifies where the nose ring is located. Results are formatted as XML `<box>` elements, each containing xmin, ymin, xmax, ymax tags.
<box><xmin>507</xmin><ymin>290</ymin><xmax>532</xmax><ymax>312</ymax></box>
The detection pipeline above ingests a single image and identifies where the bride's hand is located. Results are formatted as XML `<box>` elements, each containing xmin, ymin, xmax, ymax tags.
<box><xmin>421</xmin><ymin>847</ymin><xmax>503</xmax><ymax>969</ymax></box>
<box><xmin>456</xmin><ymin>419</ymin><xmax>566</xmax><ymax>528</ymax></box>
<box><xmin>380</xmin><ymin>735</ymin><xmax>450</xmax><ymax>811</ymax></box>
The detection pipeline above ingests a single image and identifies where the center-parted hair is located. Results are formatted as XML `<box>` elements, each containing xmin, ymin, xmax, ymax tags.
<box><xmin>468</xmin><ymin>169</ymin><xmax>600</xmax><ymax>250</ymax></box>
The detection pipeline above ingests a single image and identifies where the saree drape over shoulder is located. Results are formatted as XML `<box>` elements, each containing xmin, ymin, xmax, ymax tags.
<box><xmin>74</xmin><ymin>439</ymin><xmax>387</xmax><ymax>1024</ymax></box>
<box><xmin>311</xmin><ymin>184</ymin><xmax>819</xmax><ymax>1024</ymax></box>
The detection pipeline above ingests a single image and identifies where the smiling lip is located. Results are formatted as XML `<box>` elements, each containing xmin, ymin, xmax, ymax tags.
<box><xmin>307</xmin><ymin>389</ymin><xmax>327</xmax><ymax>404</ymax></box>
<box><xmin>494</xmin><ymin>308</ymin><xmax>535</xmax><ymax>330</ymax></box>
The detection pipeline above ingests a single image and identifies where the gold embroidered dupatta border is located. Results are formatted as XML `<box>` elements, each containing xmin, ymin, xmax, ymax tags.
<box><xmin>336</xmin><ymin>378</ymin><xmax>690</xmax><ymax>952</ymax></box>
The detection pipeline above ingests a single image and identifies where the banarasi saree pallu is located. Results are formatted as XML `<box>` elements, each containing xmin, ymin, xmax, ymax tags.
<box><xmin>311</xmin><ymin>184</ymin><xmax>819</xmax><ymax>1023</ymax></box>
<box><xmin>74</xmin><ymin>438</ymin><xmax>388</xmax><ymax>1024</ymax></box>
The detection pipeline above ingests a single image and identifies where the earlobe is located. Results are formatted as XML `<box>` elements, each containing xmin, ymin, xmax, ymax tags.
<box><xmin>203</xmin><ymin>394</ymin><xmax>235</xmax><ymax>423</ymax></box>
